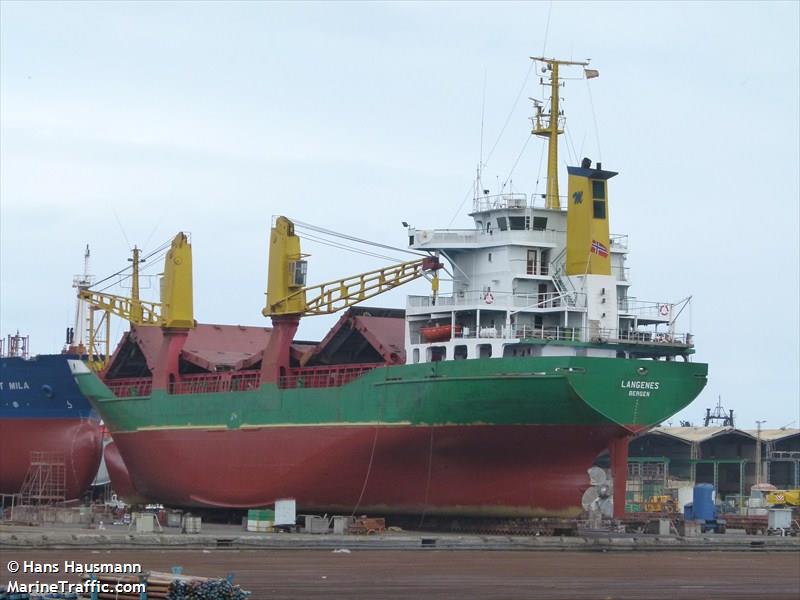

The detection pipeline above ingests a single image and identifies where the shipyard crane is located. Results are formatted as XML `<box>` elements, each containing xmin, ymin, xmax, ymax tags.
<box><xmin>78</xmin><ymin>232</ymin><xmax>195</xmax><ymax>370</ymax></box>
<box><xmin>260</xmin><ymin>216</ymin><xmax>442</xmax><ymax>382</ymax></box>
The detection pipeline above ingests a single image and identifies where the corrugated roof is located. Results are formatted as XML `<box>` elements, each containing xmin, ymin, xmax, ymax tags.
<box><xmin>647</xmin><ymin>427</ymin><xmax>800</xmax><ymax>444</ymax></box>
<box><xmin>648</xmin><ymin>426</ymin><xmax>755</xmax><ymax>443</ymax></box>
<box><xmin>742</xmin><ymin>429</ymin><xmax>800</xmax><ymax>442</ymax></box>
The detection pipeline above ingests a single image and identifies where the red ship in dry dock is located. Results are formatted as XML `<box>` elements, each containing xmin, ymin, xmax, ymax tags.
<box><xmin>71</xmin><ymin>57</ymin><xmax>708</xmax><ymax>518</ymax></box>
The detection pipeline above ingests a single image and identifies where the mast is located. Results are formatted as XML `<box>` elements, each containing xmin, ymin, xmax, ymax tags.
<box><xmin>129</xmin><ymin>245</ymin><xmax>144</xmax><ymax>324</ymax></box>
<box><xmin>530</xmin><ymin>56</ymin><xmax>591</xmax><ymax>210</ymax></box>
<box><xmin>70</xmin><ymin>244</ymin><xmax>92</xmax><ymax>352</ymax></box>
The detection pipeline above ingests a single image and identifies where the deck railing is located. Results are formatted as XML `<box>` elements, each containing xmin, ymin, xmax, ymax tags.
<box><xmin>598</xmin><ymin>329</ymin><xmax>692</xmax><ymax>346</ymax></box>
<box><xmin>408</xmin><ymin>290</ymin><xmax>584</xmax><ymax>310</ymax></box>
<box><xmin>618</xmin><ymin>298</ymin><xmax>672</xmax><ymax>319</ymax></box>
<box><xmin>169</xmin><ymin>372</ymin><xmax>261</xmax><ymax>395</ymax></box>
<box><xmin>410</xmin><ymin>325</ymin><xmax>692</xmax><ymax>347</ymax></box>
<box><xmin>412</xmin><ymin>227</ymin><xmax>566</xmax><ymax>246</ymax></box>
<box><xmin>103</xmin><ymin>365</ymin><xmax>383</xmax><ymax>398</ymax></box>
<box><xmin>103</xmin><ymin>372</ymin><xmax>262</xmax><ymax>398</ymax></box>
<box><xmin>279</xmin><ymin>363</ymin><xmax>380</xmax><ymax>389</ymax></box>
<box><xmin>104</xmin><ymin>377</ymin><xmax>152</xmax><ymax>398</ymax></box>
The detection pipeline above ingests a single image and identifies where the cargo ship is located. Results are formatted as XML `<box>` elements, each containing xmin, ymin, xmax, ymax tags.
<box><xmin>71</xmin><ymin>57</ymin><xmax>707</xmax><ymax>518</ymax></box>
<box><xmin>0</xmin><ymin>336</ymin><xmax>103</xmax><ymax>500</ymax></box>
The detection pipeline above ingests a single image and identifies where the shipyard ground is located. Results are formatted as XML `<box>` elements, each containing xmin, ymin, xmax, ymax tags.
<box><xmin>2</xmin><ymin>524</ymin><xmax>799</xmax><ymax>599</ymax></box>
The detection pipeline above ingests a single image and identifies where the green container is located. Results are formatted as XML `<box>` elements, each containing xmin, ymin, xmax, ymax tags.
<box><xmin>248</xmin><ymin>509</ymin><xmax>275</xmax><ymax>520</ymax></box>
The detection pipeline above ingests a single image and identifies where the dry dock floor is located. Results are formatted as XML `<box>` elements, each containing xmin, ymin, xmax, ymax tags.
<box><xmin>2</xmin><ymin>548</ymin><xmax>799</xmax><ymax>599</ymax></box>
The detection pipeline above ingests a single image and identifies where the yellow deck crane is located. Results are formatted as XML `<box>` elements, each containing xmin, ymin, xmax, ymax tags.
<box><xmin>260</xmin><ymin>216</ymin><xmax>442</xmax><ymax>383</ymax></box>
<box><xmin>78</xmin><ymin>233</ymin><xmax>195</xmax><ymax>370</ymax></box>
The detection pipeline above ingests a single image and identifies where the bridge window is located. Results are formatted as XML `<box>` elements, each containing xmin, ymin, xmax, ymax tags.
<box><xmin>532</xmin><ymin>216</ymin><xmax>548</xmax><ymax>230</ymax></box>
<box><xmin>497</xmin><ymin>217</ymin><xmax>508</xmax><ymax>231</ymax></box>
<box><xmin>509</xmin><ymin>216</ymin><xmax>526</xmax><ymax>230</ymax></box>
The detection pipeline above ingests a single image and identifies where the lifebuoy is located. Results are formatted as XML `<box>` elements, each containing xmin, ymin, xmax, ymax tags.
<box><xmin>659</xmin><ymin>304</ymin><xmax>669</xmax><ymax>316</ymax></box>
<box><xmin>484</xmin><ymin>292</ymin><xmax>494</xmax><ymax>304</ymax></box>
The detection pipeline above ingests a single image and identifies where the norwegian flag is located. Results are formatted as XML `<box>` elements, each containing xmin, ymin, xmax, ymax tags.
<box><xmin>590</xmin><ymin>240</ymin><xmax>609</xmax><ymax>258</ymax></box>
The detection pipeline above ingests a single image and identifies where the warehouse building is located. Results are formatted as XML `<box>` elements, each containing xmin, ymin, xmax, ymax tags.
<box><xmin>625</xmin><ymin>427</ymin><xmax>799</xmax><ymax>508</ymax></box>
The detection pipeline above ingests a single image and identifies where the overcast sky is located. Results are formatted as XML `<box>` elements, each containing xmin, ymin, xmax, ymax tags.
<box><xmin>1</xmin><ymin>1</ymin><xmax>798</xmax><ymax>429</ymax></box>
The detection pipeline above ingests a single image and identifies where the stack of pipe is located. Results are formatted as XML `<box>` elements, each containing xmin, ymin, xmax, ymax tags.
<box><xmin>80</xmin><ymin>571</ymin><xmax>250</xmax><ymax>599</ymax></box>
<box><xmin>166</xmin><ymin>579</ymin><xmax>250</xmax><ymax>599</ymax></box>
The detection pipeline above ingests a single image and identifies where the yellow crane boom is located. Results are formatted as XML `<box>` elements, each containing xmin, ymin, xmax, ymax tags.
<box><xmin>78</xmin><ymin>232</ymin><xmax>195</xmax><ymax>370</ymax></box>
<box><xmin>264</xmin><ymin>216</ymin><xmax>441</xmax><ymax>318</ymax></box>
<box><xmin>79</xmin><ymin>232</ymin><xmax>194</xmax><ymax>328</ymax></box>
<box><xmin>77</xmin><ymin>290</ymin><xmax>161</xmax><ymax>325</ymax></box>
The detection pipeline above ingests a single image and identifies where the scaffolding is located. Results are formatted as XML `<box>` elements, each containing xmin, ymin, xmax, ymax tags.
<box><xmin>626</xmin><ymin>457</ymin><xmax>669</xmax><ymax>511</ymax></box>
<box><xmin>2</xmin><ymin>331</ymin><xmax>30</xmax><ymax>358</ymax></box>
<box><xmin>18</xmin><ymin>451</ymin><xmax>67</xmax><ymax>506</ymax></box>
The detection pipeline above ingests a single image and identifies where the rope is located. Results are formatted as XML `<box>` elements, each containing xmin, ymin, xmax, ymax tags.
<box><xmin>92</xmin><ymin>248</ymin><xmax>170</xmax><ymax>294</ymax></box>
<box><xmin>91</xmin><ymin>242</ymin><xmax>172</xmax><ymax>294</ymax></box>
<box><xmin>502</xmin><ymin>133</ymin><xmax>533</xmax><ymax>191</ymax></box>
<box><xmin>484</xmin><ymin>61</ymin><xmax>535</xmax><ymax>167</ymax></box>
<box><xmin>532</xmin><ymin>138</ymin><xmax>547</xmax><ymax>199</ymax></box>
<box><xmin>90</xmin><ymin>237</ymin><xmax>172</xmax><ymax>290</ymax></box>
<box><xmin>541</xmin><ymin>1</ymin><xmax>553</xmax><ymax>56</ymax></box>
<box><xmin>479</xmin><ymin>69</ymin><xmax>487</xmax><ymax>169</ymax></box>
<box><xmin>449</xmin><ymin>0</ymin><xmax>553</xmax><ymax>224</ymax></box>
<box><xmin>300</xmin><ymin>232</ymin><xmax>407</xmax><ymax>263</ymax></box>
<box><xmin>585</xmin><ymin>77</ymin><xmax>602</xmax><ymax>162</ymax></box>
<box><xmin>349</xmin><ymin>424</ymin><xmax>379</xmax><ymax>517</ymax></box>
<box><xmin>111</xmin><ymin>207</ymin><xmax>132</xmax><ymax>252</ymax></box>
<box><xmin>351</xmin><ymin>399</ymin><xmax>383</xmax><ymax>517</ymax></box>
<box><xmin>564</xmin><ymin>124</ymin><xmax>579</xmax><ymax>166</ymax></box>
<box><xmin>446</xmin><ymin>183</ymin><xmax>477</xmax><ymax>227</ymax></box>
<box><xmin>292</xmin><ymin>220</ymin><xmax>426</xmax><ymax>257</ymax></box>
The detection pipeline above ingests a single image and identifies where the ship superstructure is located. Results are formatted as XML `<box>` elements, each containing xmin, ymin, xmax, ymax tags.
<box><xmin>405</xmin><ymin>169</ymin><xmax>688</xmax><ymax>363</ymax></box>
<box><xmin>406</xmin><ymin>57</ymin><xmax>688</xmax><ymax>366</ymax></box>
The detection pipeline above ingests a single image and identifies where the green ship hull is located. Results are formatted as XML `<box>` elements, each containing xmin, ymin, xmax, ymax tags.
<box><xmin>72</xmin><ymin>356</ymin><xmax>706</xmax><ymax>516</ymax></box>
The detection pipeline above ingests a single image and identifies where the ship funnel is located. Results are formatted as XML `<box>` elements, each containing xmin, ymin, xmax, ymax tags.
<box><xmin>565</xmin><ymin>162</ymin><xmax>618</xmax><ymax>276</ymax></box>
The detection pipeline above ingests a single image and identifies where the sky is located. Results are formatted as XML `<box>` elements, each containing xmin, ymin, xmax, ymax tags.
<box><xmin>1</xmin><ymin>1</ymin><xmax>798</xmax><ymax>429</ymax></box>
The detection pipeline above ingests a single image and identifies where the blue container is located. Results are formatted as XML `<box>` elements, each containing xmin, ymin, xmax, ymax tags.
<box><xmin>692</xmin><ymin>483</ymin><xmax>716</xmax><ymax>521</ymax></box>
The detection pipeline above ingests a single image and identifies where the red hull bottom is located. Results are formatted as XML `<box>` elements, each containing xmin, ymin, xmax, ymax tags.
<box><xmin>0</xmin><ymin>418</ymin><xmax>103</xmax><ymax>500</ymax></box>
<box><xmin>104</xmin><ymin>441</ymin><xmax>149</xmax><ymax>505</ymax></box>
<box><xmin>115</xmin><ymin>424</ymin><xmax>626</xmax><ymax>517</ymax></box>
